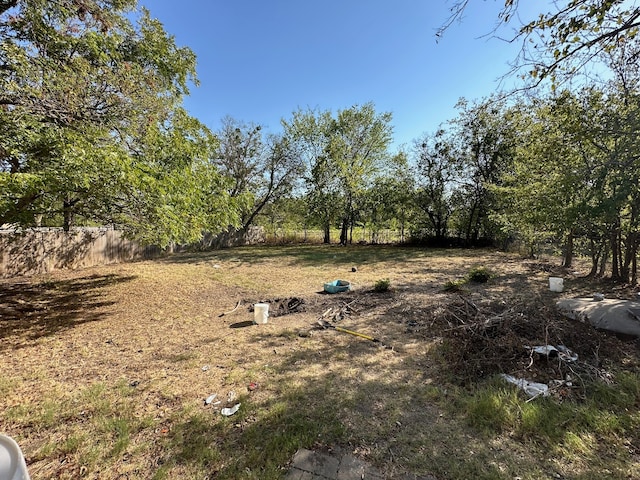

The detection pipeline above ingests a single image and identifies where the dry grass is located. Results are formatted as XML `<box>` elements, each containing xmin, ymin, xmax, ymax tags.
<box><xmin>0</xmin><ymin>245</ymin><xmax>638</xmax><ymax>479</ymax></box>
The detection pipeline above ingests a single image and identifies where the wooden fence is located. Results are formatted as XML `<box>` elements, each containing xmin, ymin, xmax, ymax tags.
<box><xmin>0</xmin><ymin>228</ymin><xmax>161</xmax><ymax>278</ymax></box>
<box><xmin>0</xmin><ymin>226</ymin><xmax>266</xmax><ymax>278</ymax></box>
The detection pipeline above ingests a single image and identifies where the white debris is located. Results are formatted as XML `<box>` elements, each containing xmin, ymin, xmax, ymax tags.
<box><xmin>526</xmin><ymin>345</ymin><xmax>578</xmax><ymax>362</ymax></box>
<box><xmin>500</xmin><ymin>374</ymin><xmax>550</xmax><ymax>398</ymax></box>
<box><xmin>221</xmin><ymin>403</ymin><xmax>241</xmax><ymax>416</ymax></box>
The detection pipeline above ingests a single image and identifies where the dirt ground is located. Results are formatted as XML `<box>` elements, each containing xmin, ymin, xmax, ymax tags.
<box><xmin>1</xmin><ymin>245</ymin><xmax>638</xmax><ymax>479</ymax></box>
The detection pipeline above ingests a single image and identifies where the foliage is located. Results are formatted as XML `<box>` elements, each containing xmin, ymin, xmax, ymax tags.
<box><xmin>413</xmin><ymin>129</ymin><xmax>458</xmax><ymax>242</ymax></box>
<box><xmin>0</xmin><ymin>0</ymin><xmax>236</xmax><ymax>245</ymax></box>
<box><xmin>492</xmin><ymin>78</ymin><xmax>640</xmax><ymax>282</ymax></box>
<box><xmin>282</xmin><ymin>107</ymin><xmax>339</xmax><ymax>243</ymax></box>
<box><xmin>443</xmin><ymin>279</ymin><xmax>464</xmax><ymax>292</ymax></box>
<box><xmin>439</xmin><ymin>0</ymin><xmax>640</xmax><ymax>88</ymax></box>
<box><xmin>449</xmin><ymin>97</ymin><xmax>517</xmax><ymax>244</ymax></box>
<box><xmin>328</xmin><ymin>102</ymin><xmax>394</xmax><ymax>245</ymax></box>
<box><xmin>410</xmin><ymin>96</ymin><xmax>516</xmax><ymax>247</ymax></box>
<box><xmin>467</xmin><ymin>266</ymin><xmax>492</xmax><ymax>283</ymax></box>
<box><xmin>283</xmin><ymin>103</ymin><xmax>394</xmax><ymax>245</ymax></box>
<box><xmin>442</xmin><ymin>267</ymin><xmax>492</xmax><ymax>290</ymax></box>
<box><xmin>373</xmin><ymin>277</ymin><xmax>391</xmax><ymax>292</ymax></box>
<box><xmin>360</xmin><ymin>152</ymin><xmax>415</xmax><ymax>243</ymax></box>
<box><xmin>213</xmin><ymin>116</ymin><xmax>304</xmax><ymax>232</ymax></box>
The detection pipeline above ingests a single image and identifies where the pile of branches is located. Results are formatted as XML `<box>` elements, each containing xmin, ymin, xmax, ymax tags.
<box><xmin>421</xmin><ymin>294</ymin><xmax>627</xmax><ymax>389</ymax></box>
<box><xmin>319</xmin><ymin>299</ymin><xmax>358</xmax><ymax>323</ymax></box>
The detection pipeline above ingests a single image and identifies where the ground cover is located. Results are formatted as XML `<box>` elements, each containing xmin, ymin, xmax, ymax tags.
<box><xmin>1</xmin><ymin>245</ymin><xmax>638</xmax><ymax>479</ymax></box>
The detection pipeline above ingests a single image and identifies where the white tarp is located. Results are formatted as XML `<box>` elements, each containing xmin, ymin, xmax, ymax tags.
<box><xmin>557</xmin><ymin>298</ymin><xmax>640</xmax><ymax>337</ymax></box>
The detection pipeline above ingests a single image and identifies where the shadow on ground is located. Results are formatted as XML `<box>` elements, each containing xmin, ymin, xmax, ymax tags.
<box><xmin>0</xmin><ymin>273</ymin><xmax>135</xmax><ymax>351</ymax></box>
<box><xmin>156</xmin><ymin>245</ymin><xmax>483</xmax><ymax>269</ymax></box>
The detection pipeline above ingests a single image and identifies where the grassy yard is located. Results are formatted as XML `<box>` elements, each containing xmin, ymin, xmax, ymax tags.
<box><xmin>1</xmin><ymin>245</ymin><xmax>639</xmax><ymax>479</ymax></box>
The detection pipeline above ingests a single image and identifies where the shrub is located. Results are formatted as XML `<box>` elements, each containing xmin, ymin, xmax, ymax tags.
<box><xmin>443</xmin><ymin>280</ymin><xmax>464</xmax><ymax>292</ymax></box>
<box><xmin>467</xmin><ymin>266</ymin><xmax>492</xmax><ymax>283</ymax></box>
<box><xmin>373</xmin><ymin>278</ymin><xmax>391</xmax><ymax>292</ymax></box>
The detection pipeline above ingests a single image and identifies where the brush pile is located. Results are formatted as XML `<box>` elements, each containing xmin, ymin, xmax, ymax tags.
<box><xmin>416</xmin><ymin>294</ymin><xmax>632</xmax><ymax>391</ymax></box>
<box><xmin>318</xmin><ymin>299</ymin><xmax>358</xmax><ymax>323</ymax></box>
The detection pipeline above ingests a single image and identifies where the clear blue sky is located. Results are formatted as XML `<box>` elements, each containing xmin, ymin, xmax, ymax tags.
<box><xmin>138</xmin><ymin>0</ymin><xmax>541</xmax><ymax>149</ymax></box>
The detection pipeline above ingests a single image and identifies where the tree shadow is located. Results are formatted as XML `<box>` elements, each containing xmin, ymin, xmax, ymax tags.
<box><xmin>1</xmin><ymin>228</ymin><xmax>161</xmax><ymax>277</ymax></box>
<box><xmin>156</xmin><ymin>244</ymin><xmax>452</xmax><ymax>269</ymax></box>
<box><xmin>0</xmin><ymin>273</ymin><xmax>136</xmax><ymax>351</ymax></box>
<box><xmin>158</xmin><ymin>335</ymin><xmax>516</xmax><ymax>480</ymax></box>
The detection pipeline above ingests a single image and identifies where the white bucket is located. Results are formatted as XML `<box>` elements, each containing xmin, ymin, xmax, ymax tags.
<box><xmin>254</xmin><ymin>303</ymin><xmax>269</xmax><ymax>324</ymax></box>
<box><xmin>549</xmin><ymin>277</ymin><xmax>564</xmax><ymax>292</ymax></box>
<box><xmin>0</xmin><ymin>434</ymin><xmax>31</xmax><ymax>480</ymax></box>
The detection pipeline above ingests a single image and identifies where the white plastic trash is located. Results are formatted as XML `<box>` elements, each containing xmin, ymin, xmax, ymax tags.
<box><xmin>254</xmin><ymin>303</ymin><xmax>269</xmax><ymax>324</ymax></box>
<box><xmin>0</xmin><ymin>434</ymin><xmax>30</xmax><ymax>480</ymax></box>
<box><xmin>500</xmin><ymin>374</ymin><xmax>550</xmax><ymax>399</ymax></box>
<box><xmin>221</xmin><ymin>403</ymin><xmax>241</xmax><ymax>416</ymax></box>
<box><xmin>549</xmin><ymin>277</ymin><xmax>564</xmax><ymax>292</ymax></box>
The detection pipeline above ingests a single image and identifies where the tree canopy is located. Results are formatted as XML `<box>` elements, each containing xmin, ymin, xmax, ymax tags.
<box><xmin>439</xmin><ymin>0</ymin><xmax>640</xmax><ymax>87</ymax></box>
<box><xmin>0</xmin><ymin>0</ymin><xmax>238</xmax><ymax>245</ymax></box>
<box><xmin>283</xmin><ymin>103</ymin><xmax>393</xmax><ymax>245</ymax></box>
<box><xmin>4</xmin><ymin>0</ymin><xmax>640</xmax><ymax>287</ymax></box>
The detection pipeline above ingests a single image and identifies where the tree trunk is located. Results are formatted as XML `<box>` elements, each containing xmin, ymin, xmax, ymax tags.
<box><xmin>588</xmin><ymin>238</ymin><xmax>600</xmax><ymax>277</ymax></box>
<box><xmin>563</xmin><ymin>230</ymin><xmax>575</xmax><ymax>268</ymax></box>
<box><xmin>611</xmin><ymin>228</ymin><xmax>621</xmax><ymax>279</ymax></box>
<box><xmin>465</xmin><ymin>202</ymin><xmax>478</xmax><ymax>246</ymax></box>
<box><xmin>323</xmin><ymin>221</ymin><xmax>330</xmax><ymax>244</ymax></box>
<box><xmin>598</xmin><ymin>243</ymin><xmax>610</xmax><ymax>277</ymax></box>
<box><xmin>339</xmin><ymin>218</ymin><xmax>348</xmax><ymax>246</ymax></box>
<box><xmin>622</xmin><ymin>248</ymin><xmax>631</xmax><ymax>283</ymax></box>
<box><xmin>623</xmin><ymin>232</ymin><xmax>638</xmax><ymax>285</ymax></box>
<box><xmin>63</xmin><ymin>197</ymin><xmax>76</xmax><ymax>232</ymax></box>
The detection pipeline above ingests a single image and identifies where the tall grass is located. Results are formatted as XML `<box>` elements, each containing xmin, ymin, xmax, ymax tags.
<box><xmin>461</xmin><ymin>372</ymin><xmax>640</xmax><ymax>458</ymax></box>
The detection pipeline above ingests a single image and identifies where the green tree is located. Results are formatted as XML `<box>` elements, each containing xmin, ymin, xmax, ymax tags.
<box><xmin>490</xmin><ymin>95</ymin><xmax>589</xmax><ymax>259</ymax></box>
<box><xmin>450</xmin><ymin>97</ymin><xmax>516</xmax><ymax>245</ymax></box>
<box><xmin>0</xmin><ymin>0</ymin><xmax>234</xmax><ymax>245</ymax></box>
<box><xmin>282</xmin><ymin>107</ymin><xmax>339</xmax><ymax>243</ymax></box>
<box><xmin>214</xmin><ymin>116</ymin><xmax>304</xmax><ymax>232</ymax></box>
<box><xmin>494</xmin><ymin>83</ymin><xmax>640</xmax><ymax>282</ymax></box>
<box><xmin>413</xmin><ymin>129</ymin><xmax>459</xmax><ymax>243</ymax></box>
<box><xmin>284</xmin><ymin>104</ymin><xmax>393</xmax><ymax>245</ymax></box>
<box><xmin>328</xmin><ymin>103</ymin><xmax>393</xmax><ymax>245</ymax></box>
<box><xmin>363</xmin><ymin>151</ymin><xmax>415</xmax><ymax>243</ymax></box>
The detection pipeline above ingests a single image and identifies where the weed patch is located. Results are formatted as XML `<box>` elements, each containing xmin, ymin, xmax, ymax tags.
<box><xmin>373</xmin><ymin>278</ymin><xmax>391</xmax><ymax>292</ymax></box>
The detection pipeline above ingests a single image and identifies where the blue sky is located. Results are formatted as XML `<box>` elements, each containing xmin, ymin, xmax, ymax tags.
<box><xmin>139</xmin><ymin>1</ymin><xmax>541</xmax><ymax>149</ymax></box>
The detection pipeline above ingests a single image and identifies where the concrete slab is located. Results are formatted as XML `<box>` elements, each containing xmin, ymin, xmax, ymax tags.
<box><xmin>283</xmin><ymin>469</ymin><xmax>303</xmax><ymax>480</ymax></box>
<box><xmin>287</xmin><ymin>448</ymin><xmax>435</xmax><ymax>480</ymax></box>
<box><xmin>337</xmin><ymin>454</ymin><xmax>367</xmax><ymax>479</ymax></box>
<box><xmin>290</xmin><ymin>448</ymin><xmax>339</xmax><ymax>479</ymax></box>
